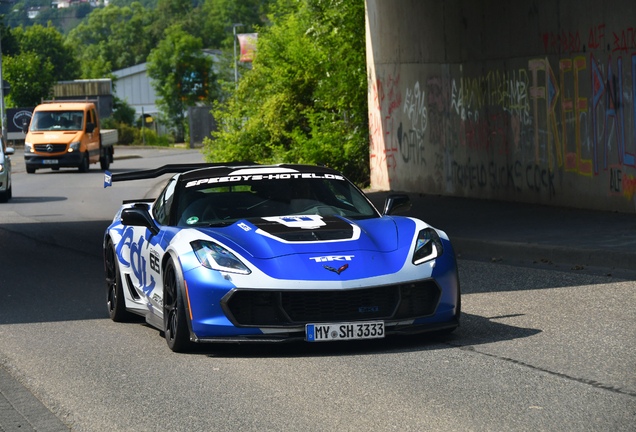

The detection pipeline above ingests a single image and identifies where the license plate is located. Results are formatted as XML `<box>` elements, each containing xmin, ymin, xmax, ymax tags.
<box><xmin>306</xmin><ymin>321</ymin><xmax>385</xmax><ymax>342</ymax></box>
<box><xmin>42</xmin><ymin>159</ymin><xmax>58</xmax><ymax>164</ymax></box>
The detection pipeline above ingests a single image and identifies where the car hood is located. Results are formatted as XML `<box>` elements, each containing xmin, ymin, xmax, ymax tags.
<box><xmin>27</xmin><ymin>131</ymin><xmax>82</xmax><ymax>144</ymax></box>
<box><xmin>197</xmin><ymin>215</ymin><xmax>414</xmax><ymax>259</ymax></box>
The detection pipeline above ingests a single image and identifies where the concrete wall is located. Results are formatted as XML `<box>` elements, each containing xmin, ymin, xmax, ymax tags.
<box><xmin>366</xmin><ymin>0</ymin><xmax>636</xmax><ymax>212</ymax></box>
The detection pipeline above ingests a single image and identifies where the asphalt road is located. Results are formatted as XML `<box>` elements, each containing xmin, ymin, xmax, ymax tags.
<box><xmin>0</xmin><ymin>148</ymin><xmax>634</xmax><ymax>431</ymax></box>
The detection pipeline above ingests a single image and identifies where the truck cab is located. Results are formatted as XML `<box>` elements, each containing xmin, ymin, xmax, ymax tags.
<box><xmin>24</xmin><ymin>101</ymin><xmax>114</xmax><ymax>173</ymax></box>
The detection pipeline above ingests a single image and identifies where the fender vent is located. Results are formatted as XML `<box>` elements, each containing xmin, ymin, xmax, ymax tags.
<box><xmin>124</xmin><ymin>274</ymin><xmax>141</xmax><ymax>300</ymax></box>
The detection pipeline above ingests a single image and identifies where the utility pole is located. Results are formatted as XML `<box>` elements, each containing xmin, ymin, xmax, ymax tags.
<box><xmin>141</xmin><ymin>106</ymin><xmax>146</xmax><ymax>146</ymax></box>
<box><xmin>233</xmin><ymin>23</ymin><xmax>244</xmax><ymax>89</ymax></box>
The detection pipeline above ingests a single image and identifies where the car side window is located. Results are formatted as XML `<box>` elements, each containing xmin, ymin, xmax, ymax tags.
<box><xmin>154</xmin><ymin>179</ymin><xmax>177</xmax><ymax>226</ymax></box>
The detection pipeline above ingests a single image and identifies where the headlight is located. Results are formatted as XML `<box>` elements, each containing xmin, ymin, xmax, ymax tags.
<box><xmin>0</xmin><ymin>163</ymin><xmax>3</xmax><ymax>173</ymax></box>
<box><xmin>413</xmin><ymin>228</ymin><xmax>444</xmax><ymax>265</ymax></box>
<box><xmin>68</xmin><ymin>141</ymin><xmax>81</xmax><ymax>152</ymax></box>
<box><xmin>24</xmin><ymin>141</ymin><xmax>33</xmax><ymax>153</ymax></box>
<box><xmin>191</xmin><ymin>240</ymin><xmax>251</xmax><ymax>275</ymax></box>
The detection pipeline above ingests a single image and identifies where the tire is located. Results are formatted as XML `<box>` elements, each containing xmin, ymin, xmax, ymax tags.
<box><xmin>7</xmin><ymin>183</ymin><xmax>11</xmax><ymax>200</ymax></box>
<box><xmin>52</xmin><ymin>167</ymin><xmax>60</xmax><ymax>171</ymax></box>
<box><xmin>26</xmin><ymin>165</ymin><xmax>36</xmax><ymax>174</ymax></box>
<box><xmin>0</xmin><ymin>190</ymin><xmax>7</xmax><ymax>203</ymax></box>
<box><xmin>105</xmin><ymin>240</ymin><xmax>134</xmax><ymax>322</ymax></box>
<box><xmin>163</xmin><ymin>259</ymin><xmax>191</xmax><ymax>352</ymax></box>
<box><xmin>78</xmin><ymin>152</ymin><xmax>89</xmax><ymax>172</ymax></box>
<box><xmin>100</xmin><ymin>148</ymin><xmax>110</xmax><ymax>171</ymax></box>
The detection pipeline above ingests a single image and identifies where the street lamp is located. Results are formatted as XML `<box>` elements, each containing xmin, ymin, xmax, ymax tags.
<box><xmin>233</xmin><ymin>23</ymin><xmax>244</xmax><ymax>88</ymax></box>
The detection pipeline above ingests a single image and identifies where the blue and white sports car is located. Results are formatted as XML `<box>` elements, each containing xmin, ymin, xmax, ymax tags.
<box><xmin>103</xmin><ymin>164</ymin><xmax>460</xmax><ymax>352</ymax></box>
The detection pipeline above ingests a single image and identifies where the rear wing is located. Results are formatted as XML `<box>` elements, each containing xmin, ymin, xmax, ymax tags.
<box><xmin>103</xmin><ymin>162</ymin><xmax>256</xmax><ymax>188</ymax></box>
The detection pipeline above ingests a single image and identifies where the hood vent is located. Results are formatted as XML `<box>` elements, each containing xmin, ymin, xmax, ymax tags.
<box><xmin>251</xmin><ymin>215</ymin><xmax>355</xmax><ymax>243</ymax></box>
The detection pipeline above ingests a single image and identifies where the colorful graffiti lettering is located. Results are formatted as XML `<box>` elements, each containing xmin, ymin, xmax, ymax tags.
<box><xmin>369</xmin><ymin>22</ymin><xmax>636</xmax><ymax>207</ymax></box>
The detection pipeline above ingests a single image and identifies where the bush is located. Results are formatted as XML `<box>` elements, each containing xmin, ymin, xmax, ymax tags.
<box><xmin>117</xmin><ymin>122</ymin><xmax>140</xmax><ymax>145</ymax></box>
<box><xmin>140</xmin><ymin>128</ymin><xmax>171</xmax><ymax>146</ymax></box>
<box><xmin>102</xmin><ymin>119</ymin><xmax>172</xmax><ymax>146</ymax></box>
<box><xmin>101</xmin><ymin>117</ymin><xmax>118</xmax><ymax>130</ymax></box>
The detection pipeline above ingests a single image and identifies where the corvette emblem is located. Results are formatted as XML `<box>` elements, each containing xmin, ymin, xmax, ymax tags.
<box><xmin>324</xmin><ymin>264</ymin><xmax>348</xmax><ymax>275</ymax></box>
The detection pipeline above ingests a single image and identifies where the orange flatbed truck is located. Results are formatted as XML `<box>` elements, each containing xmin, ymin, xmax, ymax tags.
<box><xmin>23</xmin><ymin>101</ymin><xmax>118</xmax><ymax>173</ymax></box>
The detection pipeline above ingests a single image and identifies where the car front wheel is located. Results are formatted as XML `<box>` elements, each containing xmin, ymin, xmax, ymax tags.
<box><xmin>163</xmin><ymin>259</ymin><xmax>191</xmax><ymax>352</ymax></box>
<box><xmin>78</xmin><ymin>153</ymin><xmax>90</xmax><ymax>172</ymax></box>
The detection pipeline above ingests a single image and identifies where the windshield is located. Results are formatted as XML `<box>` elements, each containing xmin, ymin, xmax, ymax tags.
<box><xmin>176</xmin><ymin>176</ymin><xmax>378</xmax><ymax>227</ymax></box>
<box><xmin>30</xmin><ymin>111</ymin><xmax>84</xmax><ymax>132</ymax></box>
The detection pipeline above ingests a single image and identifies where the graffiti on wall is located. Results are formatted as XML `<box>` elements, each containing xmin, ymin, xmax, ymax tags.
<box><xmin>369</xmin><ymin>72</ymin><xmax>401</xmax><ymax>188</ymax></box>
<box><xmin>369</xmin><ymin>22</ymin><xmax>636</xmax><ymax>207</ymax></box>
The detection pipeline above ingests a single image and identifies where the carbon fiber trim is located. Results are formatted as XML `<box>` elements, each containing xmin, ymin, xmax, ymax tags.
<box><xmin>221</xmin><ymin>279</ymin><xmax>442</xmax><ymax>328</ymax></box>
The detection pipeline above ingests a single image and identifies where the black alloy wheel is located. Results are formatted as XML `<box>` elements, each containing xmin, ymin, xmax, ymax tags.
<box><xmin>105</xmin><ymin>240</ymin><xmax>133</xmax><ymax>321</ymax></box>
<box><xmin>163</xmin><ymin>260</ymin><xmax>191</xmax><ymax>352</ymax></box>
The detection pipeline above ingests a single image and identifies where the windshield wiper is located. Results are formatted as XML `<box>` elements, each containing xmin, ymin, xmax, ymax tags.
<box><xmin>207</xmin><ymin>221</ymin><xmax>234</xmax><ymax>227</ymax></box>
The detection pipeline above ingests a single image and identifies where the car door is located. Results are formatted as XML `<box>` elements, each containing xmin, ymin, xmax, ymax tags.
<box><xmin>86</xmin><ymin>108</ymin><xmax>100</xmax><ymax>163</ymax></box>
<box><xmin>144</xmin><ymin>178</ymin><xmax>178</xmax><ymax>314</ymax></box>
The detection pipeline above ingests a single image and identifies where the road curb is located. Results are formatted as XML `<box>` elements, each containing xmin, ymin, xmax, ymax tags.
<box><xmin>452</xmin><ymin>237</ymin><xmax>636</xmax><ymax>271</ymax></box>
<box><xmin>0</xmin><ymin>365</ymin><xmax>70</xmax><ymax>431</ymax></box>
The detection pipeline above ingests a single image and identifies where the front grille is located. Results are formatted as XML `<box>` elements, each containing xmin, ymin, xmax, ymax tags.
<box><xmin>34</xmin><ymin>144</ymin><xmax>67</xmax><ymax>153</ymax></box>
<box><xmin>224</xmin><ymin>280</ymin><xmax>441</xmax><ymax>327</ymax></box>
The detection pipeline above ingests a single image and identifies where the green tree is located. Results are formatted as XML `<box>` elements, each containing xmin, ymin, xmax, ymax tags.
<box><xmin>203</xmin><ymin>0</ymin><xmax>369</xmax><ymax>184</ymax></box>
<box><xmin>0</xmin><ymin>15</ymin><xmax>19</xmax><ymax>57</ymax></box>
<box><xmin>146</xmin><ymin>0</ymin><xmax>202</xmax><ymax>44</ymax></box>
<box><xmin>67</xmin><ymin>3</ymin><xmax>155</xmax><ymax>78</ymax></box>
<box><xmin>12</xmin><ymin>23</ymin><xmax>80</xmax><ymax>81</ymax></box>
<box><xmin>4</xmin><ymin>51</ymin><xmax>55</xmax><ymax>107</ymax></box>
<box><xmin>199</xmin><ymin>0</ymin><xmax>269</xmax><ymax>49</ymax></box>
<box><xmin>147</xmin><ymin>24</ymin><xmax>215</xmax><ymax>142</ymax></box>
<box><xmin>112</xmin><ymin>95</ymin><xmax>137</xmax><ymax>124</ymax></box>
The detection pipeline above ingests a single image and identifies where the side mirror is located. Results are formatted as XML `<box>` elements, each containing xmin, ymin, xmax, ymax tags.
<box><xmin>383</xmin><ymin>194</ymin><xmax>412</xmax><ymax>215</ymax></box>
<box><xmin>86</xmin><ymin>122</ymin><xmax>95</xmax><ymax>133</ymax></box>
<box><xmin>21</xmin><ymin>126</ymin><xmax>28</xmax><ymax>134</ymax></box>
<box><xmin>5</xmin><ymin>147</ymin><xmax>14</xmax><ymax>156</ymax></box>
<box><xmin>121</xmin><ymin>206</ymin><xmax>160</xmax><ymax>236</ymax></box>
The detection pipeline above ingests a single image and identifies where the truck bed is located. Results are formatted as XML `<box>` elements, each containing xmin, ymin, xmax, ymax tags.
<box><xmin>100</xmin><ymin>129</ymin><xmax>118</xmax><ymax>146</ymax></box>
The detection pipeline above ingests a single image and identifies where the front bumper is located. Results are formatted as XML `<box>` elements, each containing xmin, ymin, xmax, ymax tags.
<box><xmin>191</xmin><ymin>319</ymin><xmax>460</xmax><ymax>343</ymax></box>
<box><xmin>25</xmin><ymin>152</ymin><xmax>83</xmax><ymax>169</ymax></box>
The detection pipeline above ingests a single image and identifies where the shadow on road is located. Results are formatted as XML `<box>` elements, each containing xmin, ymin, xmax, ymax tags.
<box><xmin>187</xmin><ymin>313</ymin><xmax>541</xmax><ymax>359</ymax></box>
<box><xmin>7</xmin><ymin>196</ymin><xmax>67</xmax><ymax>203</ymax></box>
